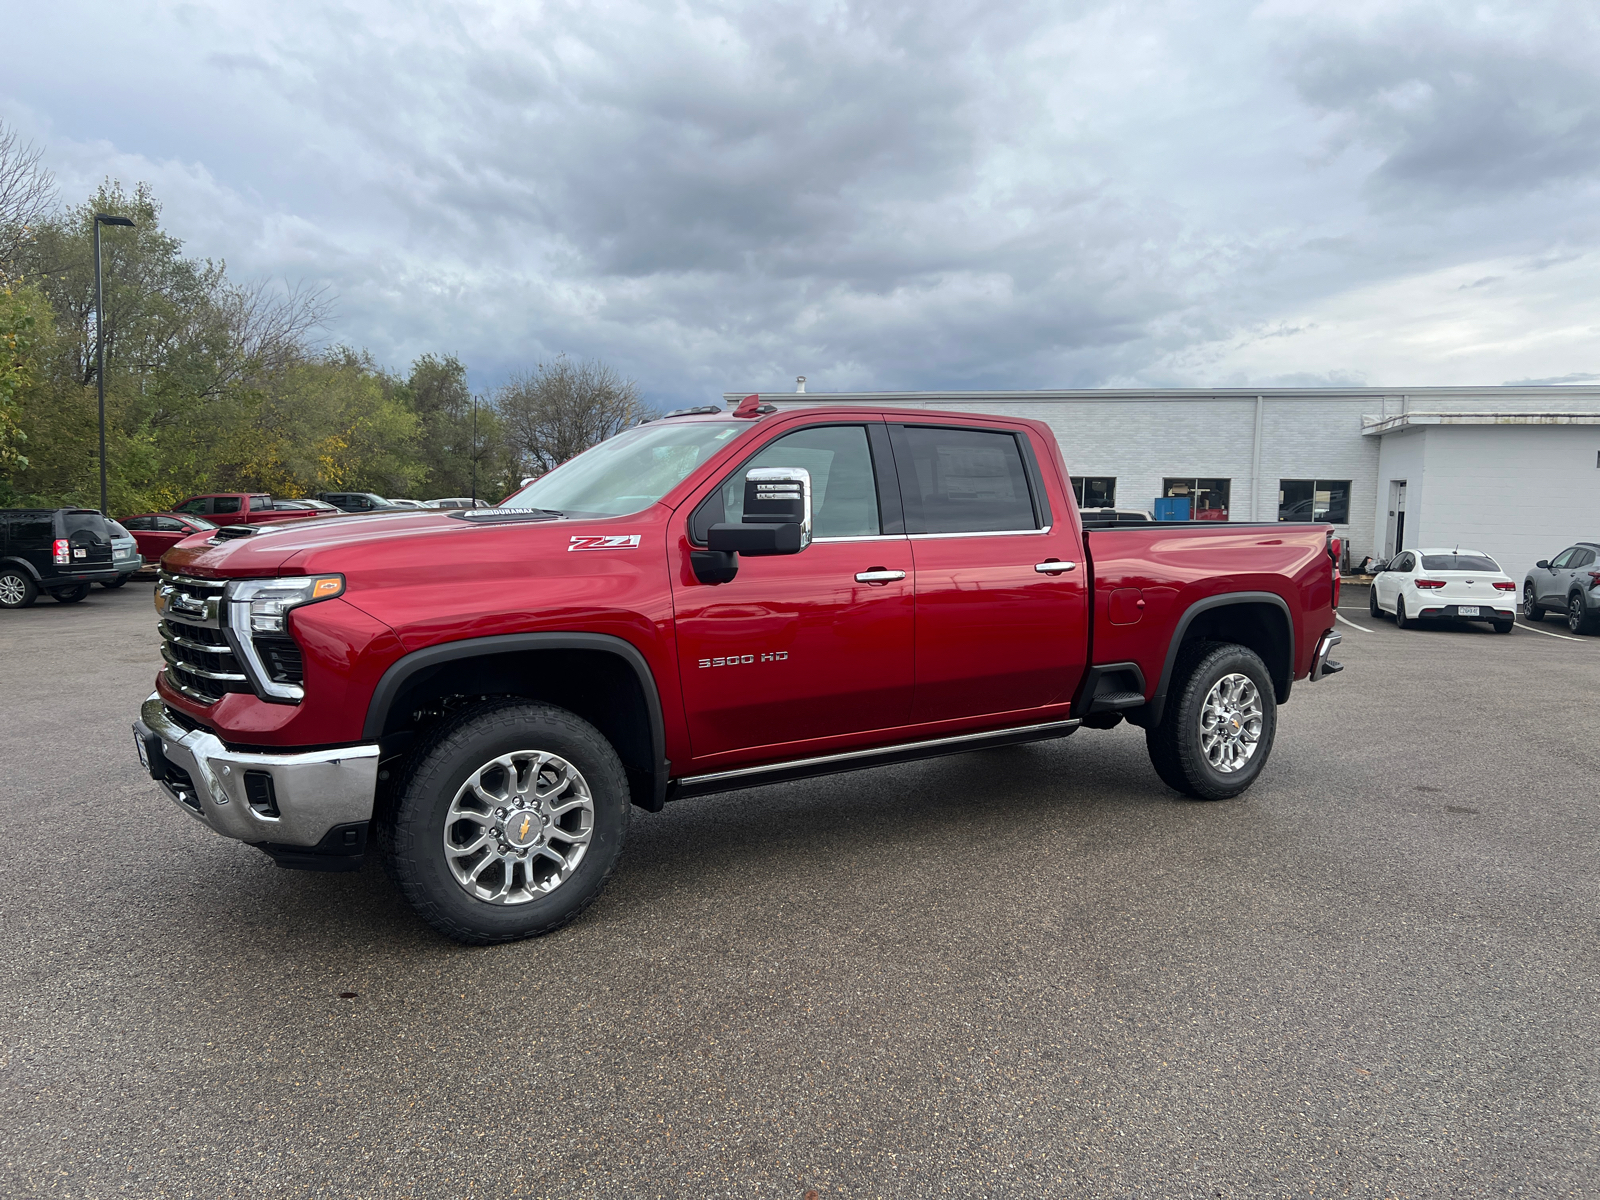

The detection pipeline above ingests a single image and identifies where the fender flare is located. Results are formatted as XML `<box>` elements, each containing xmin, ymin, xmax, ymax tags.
<box><xmin>363</xmin><ymin>632</ymin><xmax>669</xmax><ymax>810</ymax></box>
<box><xmin>1148</xmin><ymin>591</ymin><xmax>1294</xmax><ymax>725</ymax></box>
<box><xmin>0</xmin><ymin>555</ymin><xmax>42</xmax><ymax>582</ymax></box>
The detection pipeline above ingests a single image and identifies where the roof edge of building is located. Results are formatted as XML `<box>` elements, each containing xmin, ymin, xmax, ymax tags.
<box><xmin>1360</xmin><ymin>412</ymin><xmax>1600</xmax><ymax>435</ymax></box>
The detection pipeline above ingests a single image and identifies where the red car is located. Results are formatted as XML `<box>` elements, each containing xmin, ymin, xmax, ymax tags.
<box><xmin>133</xmin><ymin>400</ymin><xmax>1343</xmax><ymax>943</ymax></box>
<box><xmin>118</xmin><ymin>513</ymin><xmax>218</xmax><ymax>563</ymax></box>
<box><xmin>171</xmin><ymin>493</ymin><xmax>328</xmax><ymax>526</ymax></box>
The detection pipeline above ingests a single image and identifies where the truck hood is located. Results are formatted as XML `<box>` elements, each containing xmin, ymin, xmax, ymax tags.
<box><xmin>160</xmin><ymin>510</ymin><xmax>458</xmax><ymax>578</ymax></box>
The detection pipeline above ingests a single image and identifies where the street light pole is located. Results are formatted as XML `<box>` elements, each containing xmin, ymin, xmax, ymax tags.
<box><xmin>471</xmin><ymin>394</ymin><xmax>477</xmax><ymax>505</ymax></box>
<box><xmin>93</xmin><ymin>213</ymin><xmax>135</xmax><ymax>515</ymax></box>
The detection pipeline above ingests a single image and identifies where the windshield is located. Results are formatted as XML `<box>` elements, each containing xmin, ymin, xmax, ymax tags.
<box><xmin>1420</xmin><ymin>554</ymin><xmax>1500</xmax><ymax>572</ymax></box>
<box><xmin>503</xmin><ymin>421</ymin><xmax>744</xmax><ymax>517</ymax></box>
<box><xmin>184</xmin><ymin>515</ymin><xmax>217</xmax><ymax>530</ymax></box>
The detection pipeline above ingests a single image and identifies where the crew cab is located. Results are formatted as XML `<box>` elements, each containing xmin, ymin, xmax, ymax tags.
<box><xmin>172</xmin><ymin>493</ymin><xmax>330</xmax><ymax>526</ymax></box>
<box><xmin>132</xmin><ymin>400</ymin><xmax>1343</xmax><ymax>943</ymax></box>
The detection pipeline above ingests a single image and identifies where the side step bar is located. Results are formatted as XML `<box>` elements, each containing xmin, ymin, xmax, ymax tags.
<box><xmin>670</xmin><ymin>719</ymin><xmax>1081</xmax><ymax>801</ymax></box>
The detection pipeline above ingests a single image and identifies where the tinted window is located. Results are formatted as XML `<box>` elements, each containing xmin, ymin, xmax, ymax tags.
<box><xmin>213</xmin><ymin>496</ymin><xmax>242</xmax><ymax>514</ymax></box>
<box><xmin>1072</xmin><ymin>476</ymin><xmax>1116</xmax><ymax>508</ymax></box>
<box><xmin>1570</xmin><ymin>549</ymin><xmax>1596</xmax><ymax>568</ymax></box>
<box><xmin>122</xmin><ymin>516</ymin><xmax>155</xmax><ymax>531</ymax></box>
<box><xmin>9</xmin><ymin>512</ymin><xmax>51</xmax><ymax>546</ymax></box>
<box><xmin>153</xmin><ymin>517</ymin><xmax>186</xmax><ymax>532</ymax></box>
<box><xmin>697</xmin><ymin>425</ymin><xmax>880</xmax><ymax>540</ymax></box>
<box><xmin>174</xmin><ymin>498</ymin><xmax>208</xmax><ymax>515</ymax></box>
<box><xmin>896</xmin><ymin>426</ymin><xmax>1038</xmax><ymax>534</ymax></box>
<box><xmin>1420</xmin><ymin>554</ymin><xmax>1500</xmax><ymax>572</ymax></box>
<box><xmin>1550</xmin><ymin>549</ymin><xmax>1577</xmax><ymax>569</ymax></box>
<box><xmin>62</xmin><ymin>512</ymin><xmax>108</xmax><ymax>540</ymax></box>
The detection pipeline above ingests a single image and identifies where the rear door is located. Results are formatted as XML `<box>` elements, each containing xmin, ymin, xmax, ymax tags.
<box><xmin>888</xmin><ymin>422</ymin><xmax>1088</xmax><ymax>724</ymax></box>
<box><xmin>672</xmin><ymin>421</ymin><xmax>915</xmax><ymax>761</ymax></box>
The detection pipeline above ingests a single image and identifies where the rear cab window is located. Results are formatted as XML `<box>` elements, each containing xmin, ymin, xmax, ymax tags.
<box><xmin>889</xmin><ymin>425</ymin><xmax>1049</xmax><ymax>534</ymax></box>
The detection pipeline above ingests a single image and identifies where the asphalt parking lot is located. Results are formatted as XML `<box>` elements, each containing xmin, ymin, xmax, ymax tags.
<box><xmin>2</xmin><ymin>581</ymin><xmax>1598</xmax><ymax>1199</ymax></box>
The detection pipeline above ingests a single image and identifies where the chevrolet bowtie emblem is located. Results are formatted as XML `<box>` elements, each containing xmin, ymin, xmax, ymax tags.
<box><xmin>518</xmin><ymin>816</ymin><xmax>532</xmax><ymax>840</ymax></box>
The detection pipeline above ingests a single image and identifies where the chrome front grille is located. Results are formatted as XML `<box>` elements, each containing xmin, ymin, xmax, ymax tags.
<box><xmin>156</xmin><ymin>572</ymin><xmax>250</xmax><ymax>705</ymax></box>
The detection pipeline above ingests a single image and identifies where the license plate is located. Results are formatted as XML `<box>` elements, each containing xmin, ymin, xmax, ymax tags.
<box><xmin>1457</xmin><ymin>605</ymin><xmax>1480</xmax><ymax>617</ymax></box>
<box><xmin>135</xmin><ymin>732</ymin><xmax>150</xmax><ymax>768</ymax></box>
<box><xmin>73</xmin><ymin>548</ymin><xmax>86</xmax><ymax>558</ymax></box>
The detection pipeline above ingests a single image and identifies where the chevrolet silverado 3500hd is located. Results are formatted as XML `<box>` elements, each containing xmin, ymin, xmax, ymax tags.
<box><xmin>134</xmin><ymin>399</ymin><xmax>1343</xmax><ymax>943</ymax></box>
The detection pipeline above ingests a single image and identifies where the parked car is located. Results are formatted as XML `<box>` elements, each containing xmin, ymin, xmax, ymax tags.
<box><xmin>425</xmin><ymin>497</ymin><xmax>491</xmax><ymax>510</ymax></box>
<box><xmin>1524</xmin><ymin>541</ymin><xmax>1600</xmax><ymax>634</ymax></box>
<box><xmin>315</xmin><ymin>491</ymin><xmax>396</xmax><ymax>513</ymax></box>
<box><xmin>1079</xmin><ymin>506</ymin><xmax>1154</xmax><ymax>527</ymax></box>
<box><xmin>102</xmin><ymin>520</ymin><xmax>144</xmax><ymax>588</ymax></box>
<box><xmin>120</xmin><ymin>513</ymin><xmax>218</xmax><ymax>564</ymax></box>
<box><xmin>1368</xmin><ymin>548</ymin><xmax>1517</xmax><ymax>632</ymax></box>
<box><xmin>133</xmin><ymin>400</ymin><xmax>1344</xmax><ymax>943</ymax></box>
<box><xmin>383</xmin><ymin>498</ymin><xmax>427</xmax><ymax>510</ymax></box>
<box><xmin>272</xmin><ymin>499</ymin><xmax>342</xmax><ymax>513</ymax></box>
<box><xmin>172</xmin><ymin>493</ymin><xmax>326</xmax><ymax>526</ymax></box>
<box><xmin>0</xmin><ymin>508</ymin><xmax>122</xmax><ymax>608</ymax></box>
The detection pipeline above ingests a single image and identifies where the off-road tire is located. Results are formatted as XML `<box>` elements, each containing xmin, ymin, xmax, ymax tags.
<box><xmin>1145</xmin><ymin>640</ymin><xmax>1278</xmax><ymax>802</ymax></box>
<box><xmin>380</xmin><ymin>699</ymin><xmax>631</xmax><ymax>945</ymax></box>
<box><xmin>51</xmin><ymin>584</ymin><xmax>91</xmax><ymax>604</ymax></box>
<box><xmin>0</xmin><ymin>568</ymin><xmax>38</xmax><ymax>609</ymax></box>
<box><xmin>1523</xmin><ymin>583</ymin><xmax>1544</xmax><ymax>623</ymax></box>
<box><xmin>1568</xmin><ymin>594</ymin><xmax>1600</xmax><ymax>636</ymax></box>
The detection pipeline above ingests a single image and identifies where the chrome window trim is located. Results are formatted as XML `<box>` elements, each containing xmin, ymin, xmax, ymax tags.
<box><xmin>907</xmin><ymin>526</ymin><xmax>1053</xmax><ymax>540</ymax></box>
<box><xmin>810</xmin><ymin>534</ymin><xmax>908</xmax><ymax>544</ymax></box>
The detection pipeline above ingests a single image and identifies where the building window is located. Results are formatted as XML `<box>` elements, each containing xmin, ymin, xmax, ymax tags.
<box><xmin>1162</xmin><ymin>477</ymin><xmax>1230</xmax><ymax>520</ymax></box>
<box><xmin>1071</xmin><ymin>476</ymin><xmax>1116</xmax><ymax>508</ymax></box>
<box><xmin>1278</xmin><ymin>479</ymin><xmax>1350</xmax><ymax>524</ymax></box>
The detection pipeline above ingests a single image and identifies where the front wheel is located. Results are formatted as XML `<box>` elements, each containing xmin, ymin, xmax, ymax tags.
<box><xmin>51</xmin><ymin>584</ymin><xmax>91</xmax><ymax>604</ymax></box>
<box><xmin>380</xmin><ymin>699</ymin><xmax>631</xmax><ymax>945</ymax></box>
<box><xmin>101</xmin><ymin>577</ymin><xmax>129</xmax><ymax>589</ymax></box>
<box><xmin>0</xmin><ymin>568</ymin><xmax>38</xmax><ymax>609</ymax></box>
<box><xmin>1145</xmin><ymin>640</ymin><xmax>1278</xmax><ymax>801</ymax></box>
<box><xmin>1524</xmin><ymin>583</ymin><xmax>1544</xmax><ymax>622</ymax></box>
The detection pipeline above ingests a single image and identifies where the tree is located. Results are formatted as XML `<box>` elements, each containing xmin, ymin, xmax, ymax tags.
<box><xmin>395</xmin><ymin>353</ymin><xmax>508</xmax><ymax>499</ymax></box>
<box><xmin>496</xmin><ymin>355</ymin><xmax>653</xmax><ymax>479</ymax></box>
<box><xmin>0</xmin><ymin>121</ymin><xmax>56</xmax><ymax>283</ymax></box>
<box><xmin>0</xmin><ymin>284</ymin><xmax>53</xmax><ymax>488</ymax></box>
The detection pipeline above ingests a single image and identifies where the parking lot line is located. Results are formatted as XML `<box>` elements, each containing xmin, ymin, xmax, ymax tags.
<box><xmin>1336</xmin><ymin>613</ymin><xmax>1375</xmax><ymax>633</ymax></box>
<box><xmin>1514</xmin><ymin>619</ymin><xmax>1586</xmax><ymax>642</ymax></box>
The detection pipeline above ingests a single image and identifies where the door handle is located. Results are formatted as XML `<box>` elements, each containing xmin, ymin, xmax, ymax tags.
<box><xmin>854</xmin><ymin>568</ymin><xmax>906</xmax><ymax>584</ymax></box>
<box><xmin>1034</xmin><ymin>560</ymin><xmax>1078</xmax><ymax>574</ymax></box>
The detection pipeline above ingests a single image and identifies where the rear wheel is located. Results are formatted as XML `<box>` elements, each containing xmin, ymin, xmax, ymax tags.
<box><xmin>1395</xmin><ymin>597</ymin><xmax>1411</xmax><ymax>629</ymax></box>
<box><xmin>100</xmin><ymin>577</ymin><xmax>129</xmax><ymax>589</ymax></box>
<box><xmin>1145</xmin><ymin>640</ymin><xmax>1277</xmax><ymax>801</ymax></box>
<box><xmin>51</xmin><ymin>584</ymin><xmax>91</xmax><ymax>604</ymax></box>
<box><xmin>1568</xmin><ymin>594</ymin><xmax>1600</xmax><ymax>635</ymax></box>
<box><xmin>1524</xmin><ymin>583</ymin><xmax>1544</xmax><ymax>622</ymax></box>
<box><xmin>1492</xmin><ymin>619</ymin><xmax>1514</xmax><ymax>634</ymax></box>
<box><xmin>1368</xmin><ymin>587</ymin><xmax>1381</xmax><ymax>619</ymax></box>
<box><xmin>380</xmin><ymin>699</ymin><xmax>630</xmax><ymax>945</ymax></box>
<box><xmin>0</xmin><ymin>568</ymin><xmax>38</xmax><ymax>609</ymax></box>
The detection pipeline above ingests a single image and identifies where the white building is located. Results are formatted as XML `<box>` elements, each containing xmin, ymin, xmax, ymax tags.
<box><xmin>725</xmin><ymin>386</ymin><xmax>1600</xmax><ymax>579</ymax></box>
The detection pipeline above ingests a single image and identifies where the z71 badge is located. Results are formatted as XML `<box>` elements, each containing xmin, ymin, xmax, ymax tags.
<box><xmin>568</xmin><ymin>534</ymin><xmax>642</xmax><ymax>551</ymax></box>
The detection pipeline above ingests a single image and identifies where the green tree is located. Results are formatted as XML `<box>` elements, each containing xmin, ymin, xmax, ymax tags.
<box><xmin>0</xmin><ymin>283</ymin><xmax>53</xmax><ymax>490</ymax></box>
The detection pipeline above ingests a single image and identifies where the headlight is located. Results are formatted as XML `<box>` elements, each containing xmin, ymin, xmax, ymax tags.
<box><xmin>226</xmin><ymin>575</ymin><xmax>344</xmax><ymax>634</ymax></box>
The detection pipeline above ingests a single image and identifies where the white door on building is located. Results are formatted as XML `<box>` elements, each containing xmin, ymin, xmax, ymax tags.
<box><xmin>1385</xmin><ymin>480</ymin><xmax>1407</xmax><ymax>559</ymax></box>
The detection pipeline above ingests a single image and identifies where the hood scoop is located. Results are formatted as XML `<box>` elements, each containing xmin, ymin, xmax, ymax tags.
<box><xmin>211</xmin><ymin>525</ymin><xmax>260</xmax><ymax>542</ymax></box>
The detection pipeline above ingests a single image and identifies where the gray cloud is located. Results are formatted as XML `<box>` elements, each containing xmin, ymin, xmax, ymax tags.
<box><xmin>5</xmin><ymin>0</ymin><xmax>1600</xmax><ymax>402</ymax></box>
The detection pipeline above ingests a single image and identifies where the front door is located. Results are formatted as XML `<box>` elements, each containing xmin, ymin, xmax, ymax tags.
<box><xmin>1539</xmin><ymin>549</ymin><xmax>1576</xmax><ymax>604</ymax></box>
<box><xmin>888</xmin><ymin>422</ymin><xmax>1089</xmax><ymax>724</ymax></box>
<box><xmin>672</xmin><ymin>422</ymin><xmax>915</xmax><ymax>762</ymax></box>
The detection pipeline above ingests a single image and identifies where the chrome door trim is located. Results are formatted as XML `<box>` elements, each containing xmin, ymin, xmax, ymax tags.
<box><xmin>907</xmin><ymin>526</ymin><xmax>1052</xmax><ymax>539</ymax></box>
<box><xmin>673</xmin><ymin>718</ymin><xmax>1080</xmax><ymax>799</ymax></box>
<box><xmin>811</xmin><ymin>534</ymin><xmax>910</xmax><ymax>544</ymax></box>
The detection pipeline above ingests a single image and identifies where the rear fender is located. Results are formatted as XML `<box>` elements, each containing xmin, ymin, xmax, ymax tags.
<box><xmin>1146</xmin><ymin>592</ymin><xmax>1295</xmax><ymax>725</ymax></box>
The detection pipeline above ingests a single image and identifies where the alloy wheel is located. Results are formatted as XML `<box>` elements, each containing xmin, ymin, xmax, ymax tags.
<box><xmin>1570</xmin><ymin>596</ymin><xmax>1585</xmax><ymax>634</ymax></box>
<box><xmin>1198</xmin><ymin>672</ymin><xmax>1263</xmax><ymax>774</ymax></box>
<box><xmin>443</xmin><ymin>749</ymin><xmax>595</xmax><ymax>905</ymax></box>
<box><xmin>0</xmin><ymin>574</ymin><xmax>25</xmax><ymax>606</ymax></box>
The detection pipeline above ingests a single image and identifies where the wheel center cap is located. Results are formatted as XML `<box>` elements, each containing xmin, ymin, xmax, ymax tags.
<box><xmin>504</xmin><ymin>808</ymin><xmax>542</xmax><ymax>848</ymax></box>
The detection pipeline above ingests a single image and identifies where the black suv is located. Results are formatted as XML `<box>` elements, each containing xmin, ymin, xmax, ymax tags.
<box><xmin>0</xmin><ymin>509</ymin><xmax>121</xmax><ymax>609</ymax></box>
<box><xmin>314</xmin><ymin>491</ymin><xmax>394</xmax><ymax>513</ymax></box>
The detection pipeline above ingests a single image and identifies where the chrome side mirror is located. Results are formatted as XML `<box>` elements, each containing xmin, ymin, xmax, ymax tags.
<box><xmin>695</xmin><ymin>467</ymin><xmax>813</xmax><ymax>584</ymax></box>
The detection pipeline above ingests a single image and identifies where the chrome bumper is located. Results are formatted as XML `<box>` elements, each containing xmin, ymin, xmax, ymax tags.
<box><xmin>134</xmin><ymin>694</ymin><xmax>379</xmax><ymax>847</ymax></box>
<box><xmin>1310</xmin><ymin>630</ymin><xmax>1343</xmax><ymax>681</ymax></box>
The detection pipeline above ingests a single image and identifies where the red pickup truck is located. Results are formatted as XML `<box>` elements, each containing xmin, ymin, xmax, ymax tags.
<box><xmin>171</xmin><ymin>492</ymin><xmax>329</xmax><ymax>526</ymax></box>
<box><xmin>133</xmin><ymin>401</ymin><xmax>1343</xmax><ymax>943</ymax></box>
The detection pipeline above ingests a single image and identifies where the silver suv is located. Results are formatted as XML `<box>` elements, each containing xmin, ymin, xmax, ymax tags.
<box><xmin>1524</xmin><ymin>542</ymin><xmax>1600</xmax><ymax>634</ymax></box>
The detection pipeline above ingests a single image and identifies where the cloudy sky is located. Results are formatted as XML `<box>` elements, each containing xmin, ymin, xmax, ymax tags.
<box><xmin>5</xmin><ymin>0</ymin><xmax>1600</xmax><ymax>404</ymax></box>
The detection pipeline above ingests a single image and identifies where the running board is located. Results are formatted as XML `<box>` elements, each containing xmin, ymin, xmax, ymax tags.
<box><xmin>669</xmin><ymin>719</ymin><xmax>1082</xmax><ymax>801</ymax></box>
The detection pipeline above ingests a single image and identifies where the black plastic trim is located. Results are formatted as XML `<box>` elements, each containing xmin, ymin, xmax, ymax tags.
<box><xmin>1078</xmin><ymin>662</ymin><xmax>1148</xmax><ymax>713</ymax></box>
<box><xmin>254</xmin><ymin>821</ymin><xmax>369</xmax><ymax>872</ymax></box>
<box><xmin>362</xmin><ymin>632</ymin><xmax>669</xmax><ymax>811</ymax></box>
<box><xmin>671</xmin><ymin>719</ymin><xmax>1079</xmax><ymax>800</ymax></box>
<box><xmin>1148</xmin><ymin>591</ymin><xmax>1294</xmax><ymax>725</ymax></box>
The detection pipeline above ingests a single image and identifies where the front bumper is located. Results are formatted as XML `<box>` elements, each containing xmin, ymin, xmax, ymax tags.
<box><xmin>133</xmin><ymin>694</ymin><xmax>379</xmax><ymax>849</ymax></box>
